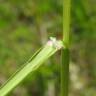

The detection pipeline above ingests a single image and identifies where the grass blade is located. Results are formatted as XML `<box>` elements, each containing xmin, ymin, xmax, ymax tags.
<box><xmin>0</xmin><ymin>37</ymin><xmax>63</xmax><ymax>96</ymax></box>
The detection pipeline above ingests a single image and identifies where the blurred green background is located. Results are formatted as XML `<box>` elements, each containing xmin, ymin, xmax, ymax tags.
<box><xmin>0</xmin><ymin>0</ymin><xmax>96</xmax><ymax>96</ymax></box>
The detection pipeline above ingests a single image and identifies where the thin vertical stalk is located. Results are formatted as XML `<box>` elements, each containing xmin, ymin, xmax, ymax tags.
<box><xmin>61</xmin><ymin>0</ymin><xmax>71</xmax><ymax>96</ymax></box>
<box><xmin>63</xmin><ymin>0</ymin><xmax>71</xmax><ymax>47</ymax></box>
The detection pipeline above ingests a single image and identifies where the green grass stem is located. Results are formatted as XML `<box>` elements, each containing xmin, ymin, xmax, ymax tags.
<box><xmin>61</xmin><ymin>0</ymin><xmax>71</xmax><ymax>96</ymax></box>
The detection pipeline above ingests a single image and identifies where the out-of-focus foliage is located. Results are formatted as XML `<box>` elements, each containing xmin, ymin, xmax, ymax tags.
<box><xmin>0</xmin><ymin>0</ymin><xmax>96</xmax><ymax>96</ymax></box>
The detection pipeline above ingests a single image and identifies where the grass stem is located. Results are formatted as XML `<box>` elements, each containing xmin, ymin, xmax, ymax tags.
<box><xmin>61</xmin><ymin>0</ymin><xmax>71</xmax><ymax>96</ymax></box>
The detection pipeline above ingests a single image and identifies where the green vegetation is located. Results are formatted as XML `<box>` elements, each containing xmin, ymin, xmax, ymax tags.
<box><xmin>61</xmin><ymin>0</ymin><xmax>71</xmax><ymax>96</ymax></box>
<box><xmin>0</xmin><ymin>38</ymin><xmax>63</xmax><ymax>96</ymax></box>
<box><xmin>0</xmin><ymin>0</ymin><xmax>96</xmax><ymax>96</ymax></box>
